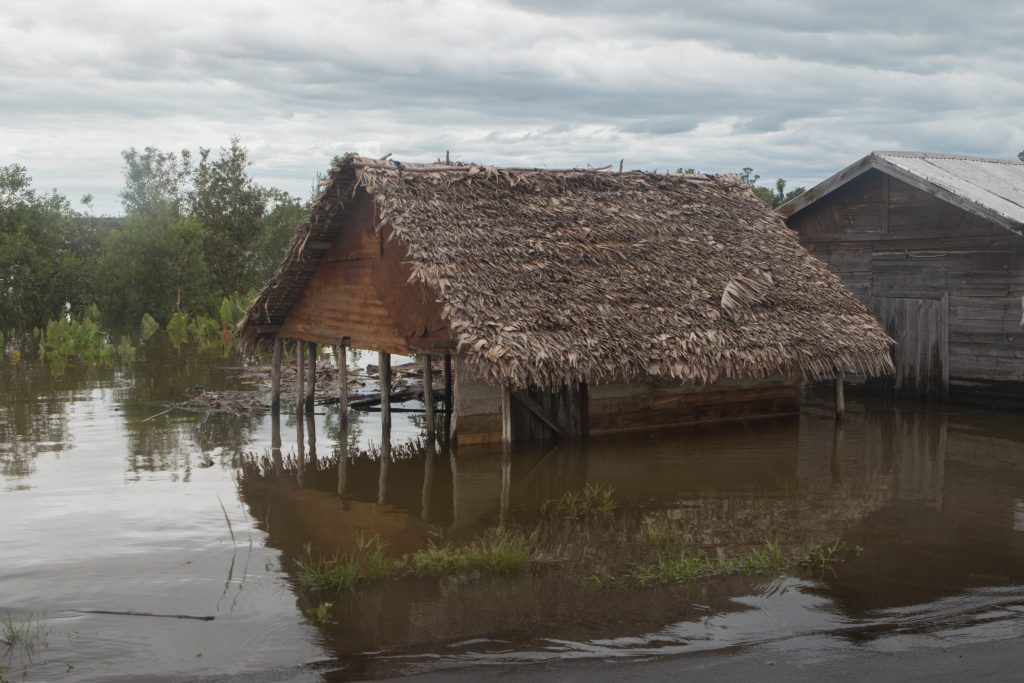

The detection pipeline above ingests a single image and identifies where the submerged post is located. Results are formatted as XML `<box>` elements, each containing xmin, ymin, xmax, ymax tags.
<box><xmin>305</xmin><ymin>342</ymin><xmax>317</xmax><ymax>413</ymax></box>
<box><xmin>296</xmin><ymin>411</ymin><xmax>306</xmax><ymax>488</ymax></box>
<box><xmin>835</xmin><ymin>369</ymin><xmax>846</xmax><ymax>420</ymax></box>
<box><xmin>270</xmin><ymin>337</ymin><xmax>282</xmax><ymax>416</ymax></box>
<box><xmin>378</xmin><ymin>351</ymin><xmax>391</xmax><ymax>506</ymax></box>
<box><xmin>338</xmin><ymin>339</ymin><xmax>349</xmax><ymax>427</ymax></box>
<box><xmin>271</xmin><ymin>410</ymin><xmax>283</xmax><ymax>477</ymax></box>
<box><xmin>337</xmin><ymin>339</ymin><xmax>350</xmax><ymax>497</ymax></box>
<box><xmin>423</xmin><ymin>353</ymin><xmax>435</xmax><ymax>439</ymax></box>
<box><xmin>295</xmin><ymin>340</ymin><xmax>305</xmax><ymax>415</ymax></box>
<box><xmin>443</xmin><ymin>352</ymin><xmax>453</xmax><ymax>415</ymax></box>
<box><xmin>421</xmin><ymin>353</ymin><xmax>435</xmax><ymax>520</ymax></box>
<box><xmin>306</xmin><ymin>412</ymin><xmax>317</xmax><ymax>466</ymax></box>
<box><xmin>500</xmin><ymin>383</ymin><xmax>512</xmax><ymax>448</ymax></box>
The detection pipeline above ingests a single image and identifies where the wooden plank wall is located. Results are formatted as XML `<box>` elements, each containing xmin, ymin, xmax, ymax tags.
<box><xmin>791</xmin><ymin>169</ymin><xmax>1024</xmax><ymax>403</ymax></box>
<box><xmin>279</xmin><ymin>196</ymin><xmax>450</xmax><ymax>353</ymax></box>
<box><xmin>453</xmin><ymin>364</ymin><xmax>799</xmax><ymax>444</ymax></box>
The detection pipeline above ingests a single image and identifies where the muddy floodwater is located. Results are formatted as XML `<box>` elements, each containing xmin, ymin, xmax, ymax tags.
<box><xmin>3</xmin><ymin>344</ymin><xmax>1024</xmax><ymax>681</ymax></box>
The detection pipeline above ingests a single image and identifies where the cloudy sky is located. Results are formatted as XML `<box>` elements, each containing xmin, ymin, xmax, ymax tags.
<box><xmin>3</xmin><ymin>0</ymin><xmax>1023</xmax><ymax>214</ymax></box>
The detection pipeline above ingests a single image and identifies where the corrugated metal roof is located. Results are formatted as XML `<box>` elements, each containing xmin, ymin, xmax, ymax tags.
<box><xmin>875</xmin><ymin>152</ymin><xmax>1024</xmax><ymax>228</ymax></box>
<box><xmin>779</xmin><ymin>151</ymin><xmax>1024</xmax><ymax>234</ymax></box>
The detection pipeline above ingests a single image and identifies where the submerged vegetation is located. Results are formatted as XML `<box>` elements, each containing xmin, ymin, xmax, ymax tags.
<box><xmin>290</xmin><ymin>480</ymin><xmax>859</xmax><ymax>622</ymax></box>
<box><xmin>1</xmin><ymin>611</ymin><xmax>50</xmax><ymax>680</ymax></box>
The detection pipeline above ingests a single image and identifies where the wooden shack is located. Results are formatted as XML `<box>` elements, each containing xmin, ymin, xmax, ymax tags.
<box><xmin>239</xmin><ymin>155</ymin><xmax>892</xmax><ymax>444</ymax></box>
<box><xmin>780</xmin><ymin>152</ymin><xmax>1024</xmax><ymax>403</ymax></box>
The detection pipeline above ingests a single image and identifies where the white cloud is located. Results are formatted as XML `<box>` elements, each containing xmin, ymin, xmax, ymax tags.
<box><xmin>1</xmin><ymin>0</ymin><xmax>1022</xmax><ymax>213</ymax></box>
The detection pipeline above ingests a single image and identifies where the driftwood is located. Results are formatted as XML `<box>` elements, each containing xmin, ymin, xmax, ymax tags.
<box><xmin>63</xmin><ymin>609</ymin><xmax>214</xmax><ymax>621</ymax></box>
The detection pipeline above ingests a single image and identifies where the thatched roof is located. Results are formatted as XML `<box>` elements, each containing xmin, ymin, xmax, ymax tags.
<box><xmin>240</xmin><ymin>154</ymin><xmax>893</xmax><ymax>388</ymax></box>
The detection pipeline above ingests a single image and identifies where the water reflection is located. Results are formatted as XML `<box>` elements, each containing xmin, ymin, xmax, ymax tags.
<box><xmin>5</xmin><ymin>347</ymin><xmax>1024</xmax><ymax>681</ymax></box>
<box><xmin>234</xmin><ymin>391</ymin><xmax>1024</xmax><ymax>678</ymax></box>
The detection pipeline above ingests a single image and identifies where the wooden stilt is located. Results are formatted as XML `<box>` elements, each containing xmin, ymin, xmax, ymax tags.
<box><xmin>500</xmin><ymin>383</ymin><xmax>512</xmax><ymax>448</ymax></box>
<box><xmin>305</xmin><ymin>342</ymin><xmax>317</xmax><ymax>413</ymax></box>
<box><xmin>338</xmin><ymin>339</ymin><xmax>349</xmax><ymax>427</ymax></box>
<box><xmin>835</xmin><ymin>370</ymin><xmax>846</xmax><ymax>420</ymax></box>
<box><xmin>378</xmin><ymin>351</ymin><xmax>391</xmax><ymax>506</ymax></box>
<box><xmin>443</xmin><ymin>353</ymin><xmax>453</xmax><ymax>414</ymax></box>
<box><xmin>270</xmin><ymin>337</ymin><xmax>282</xmax><ymax>416</ymax></box>
<box><xmin>337</xmin><ymin>339</ymin><xmax>350</xmax><ymax>497</ymax></box>
<box><xmin>423</xmin><ymin>353</ymin><xmax>435</xmax><ymax>437</ymax></box>
<box><xmin>295</xmin><ymin>340</ymin><xmax>305</xmax><ymax>415</ymax></box>
<box><xmin>305</xmin><ymin>412</ymin><xmax>317</xmax><ymax>466</ymax></box>
<box><xmin>421</xmin><ymin>353</ymin><xmax>435</xmax><ymax>520</ymax></box>
<box><xmin>296</xmin><ymin>413</ymin><xmax>306</xmax><ymax>488</ymax></box>
<box><xmin>271</xmin><ymin>410</ymin><xmax>283</xmax><ymax>477</ymax></box>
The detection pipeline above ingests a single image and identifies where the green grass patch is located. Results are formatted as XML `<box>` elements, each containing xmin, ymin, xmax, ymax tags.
<box><xmin>294</xmin><ymin>534</ymin><xmax>394</xmax><ymax>594</ymax></box>
<box><xmin>409</xmin><ymin>528</ymin><xmax>529</xmax><ymax>577</ymax></box>
<box><xmin>541</xmin><ymin>482</ymin><xmax>616</xmax><ymax>523</ymax></box>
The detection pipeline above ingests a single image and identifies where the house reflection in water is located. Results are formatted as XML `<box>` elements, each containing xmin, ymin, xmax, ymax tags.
<box><xmin>235</xmin><ymin>393</ymin><xmax>1024</xmax><ymax>665</ymax></box>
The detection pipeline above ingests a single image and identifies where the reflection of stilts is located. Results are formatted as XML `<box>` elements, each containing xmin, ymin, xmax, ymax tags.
<box><xmin>296</xmin><ymin>413</ymin><xmax>306</xmax><ymax>489</ymax></box>
<box><xmin>499</xmin><ymin>449</ymin><xmax>511</xmax><ymax>526</ymax></box>
<box><xmin>271</xmin><ymin>411</ymin><xmax>283</xmax><ymax>477</ymax></box>
<box><xmin>378</xmin><ymin>351</ymin><xmax>391</xmax><ymax>506</ymax></box>
<box><xmin>422</xmin><ymin>354</ymin><xmax>435</xmax><ymax>521</ymax></box>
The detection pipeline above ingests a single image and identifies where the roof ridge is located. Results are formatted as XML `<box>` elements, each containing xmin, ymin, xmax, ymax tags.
<box><xmin>872</xmin><ymin>150</ymin><xmax>1024</xmax><ymax>165</ymax></box>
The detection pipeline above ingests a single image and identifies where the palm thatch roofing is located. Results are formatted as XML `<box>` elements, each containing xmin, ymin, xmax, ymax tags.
<box><xmin>240</xmin><ymin>154</ymin><xmax>894</xmax><ymax>389</ymax></box>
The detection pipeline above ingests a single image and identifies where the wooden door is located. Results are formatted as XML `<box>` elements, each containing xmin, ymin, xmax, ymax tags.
<box><xmin>871</xmin><ymin>296</ymin><xmax>949</xmax><ymax>399</ymax></box>
<box><xmin>505</xmin><ymin>382</ymin><xmax>589</xmax><ymax>442</ymax></box>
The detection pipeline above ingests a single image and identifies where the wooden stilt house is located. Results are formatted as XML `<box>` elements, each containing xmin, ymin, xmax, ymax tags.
<box><xmin>780</xmin><ymin>152</ymin><xmax>1024</xmax><ymax>403</ymax></box>
<box><xmin>239</xmin><ymin>155</ymin><xmax>893</xmax><ymax>444</ymax></box>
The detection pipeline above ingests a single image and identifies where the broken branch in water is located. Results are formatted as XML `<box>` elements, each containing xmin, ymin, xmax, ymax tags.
<box><xmin>61</xmin><ymin>609</ymin><xmax>214</xmax><ymax>621</ymax></box>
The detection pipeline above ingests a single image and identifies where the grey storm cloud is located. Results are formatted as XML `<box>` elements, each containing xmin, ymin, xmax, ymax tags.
<box><xmin>1</xmin><ymin>0</ymin><xmax>1022</xmax><ymax>214</ymax></box>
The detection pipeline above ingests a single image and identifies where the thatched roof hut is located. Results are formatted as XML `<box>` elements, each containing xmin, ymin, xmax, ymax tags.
<box><xmin>240</xmin><ymin>154</ymin><xmax>892</xmax><ymax>442</ymax></box>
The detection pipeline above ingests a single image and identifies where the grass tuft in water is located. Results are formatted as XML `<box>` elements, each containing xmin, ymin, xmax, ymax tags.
<box><xmin>303</xmin><ymin>602</ymin><xmax>335</xmax><ymax>627</ymax></box>
<box><xmin>1</xmin><ymin>611</ymin><xmax>50</xmax><ymax>677</ymax></box>
<box><xmin>633</xmin><ymin>539</ymin><xmax>800</xmax><ymax>586</ymax></box>
<box><xmin>797</xmin><ymin>539</ymin><xmax>858</xmax><ymax>573</ymax></box>
<box><xmin>542</xmin><ymin>482</ymin><xmax>616</xmax><ymax>523</ymax></box>
<box><xmin>409</xmin><ymin>527</ymin><xmax>529</xmax><ymax>577</ymax></box>
<box><xmin>294</xmin><ymin>534</ymin><xmax>393</xmax><ymax>594</ymax></box>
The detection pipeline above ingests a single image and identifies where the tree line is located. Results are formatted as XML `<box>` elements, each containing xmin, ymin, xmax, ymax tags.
<box><xmin>1</xmin><ymin>138</ymin><xmax>306</xmax><ymax>339</ymax></box>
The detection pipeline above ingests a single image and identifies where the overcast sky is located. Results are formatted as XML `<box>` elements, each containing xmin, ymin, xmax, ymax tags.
<box><xmin>3</xmin><ymin>0</ymin><xmax>1023</xmax><ymax>215</ymax></box>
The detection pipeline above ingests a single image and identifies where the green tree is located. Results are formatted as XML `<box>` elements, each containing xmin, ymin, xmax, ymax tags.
<box><xmin>189</xmin><ymin>137</ymin><xmax>270</xmax><ymax>294</ymax></box>
<box><xmin>120</xmin><ymin>146</ymin><xmax>194</xmax><ymax>215</ymax></box>
<box><xmin>252</xmin><ymin>190</ymin><xmax>305</xmax><ymax>284</ymax></box>
<box><xmin>0</xmin><ymin>165</ymin><xmax>94</xmax><ymax>335</ymax></box>
<box><xmin>740</xmin><ymin>168</ymin><xmax>805</xmax><ymax>208</ymax></box>
<box><xmin>94</xmin><ymin>206</ymin><xmax>211</xmax><ymax>327</ymax></box>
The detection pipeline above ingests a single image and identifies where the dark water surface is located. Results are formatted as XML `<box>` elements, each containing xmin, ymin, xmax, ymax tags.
<box><xmin>3</xmin><ymin>345</ymin><xmax>1024</xmax><ymax>681</ymax></box>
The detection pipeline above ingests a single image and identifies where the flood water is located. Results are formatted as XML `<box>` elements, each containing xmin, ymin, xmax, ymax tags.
<box><xmin>3</xmin><ymin>343</ymin><xmax>1024</xmax><ymax>681</ymax></box>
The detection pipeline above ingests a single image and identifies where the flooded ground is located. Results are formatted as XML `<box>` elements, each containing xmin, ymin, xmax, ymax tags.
<box><xmin>3</xmin><ymin>344</ymin><xmax>1024</xmax><ymax>681</ymax></box>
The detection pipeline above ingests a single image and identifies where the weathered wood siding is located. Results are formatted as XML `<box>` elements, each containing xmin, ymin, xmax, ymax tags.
<box><xmin>790</xmin><ymin>168</ymin><xmax>1024</xmax><ymax>402</ymax></box>
<box><xmin>453</xmin><ymin>361</ymin><xmax>798</xmax><ymax>444</ymax></box>
<box><xmin>280</xmin><ymin>197</ymin><xmax>450</xmax><ymax>353</ymax></box>
<box><xmin>588</xmin><ymin>377</ymin><xmax>798</xmax><ymax>435</ymax></box>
